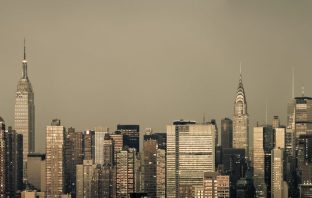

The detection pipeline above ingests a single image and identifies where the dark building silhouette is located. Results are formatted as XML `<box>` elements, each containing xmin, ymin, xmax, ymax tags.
<box><xmin>143</xmin><ymin>139</ymin><xmax>157</xmax><ymax>198</ymax></box>
<box><xmin>143</xmin><ymin>132</ymin><xmax>166</xmax><ymax>150</ymax></box>
<box><xmin>64</xmin><ymin>128</ymin><xmax>84</xmax><ymax>197</ymax></box>
<box><xmin>221</xmin><ymin>148</ymin><xmax>246</xmax><ymax>197</ymax></box>
<box><xmin>221</xmin><ymin>118</ymin><xmax>233</xmax><ymax>148</ymax></box>
<box><xmin>5</xmin><ymin>126</ymin><xmax>23</xmax><ymax>197</ymax></box>
<box><xmin>117</xmin><ymin>124</ymin><xmax>140</xmax><ymax>151</ymax></box>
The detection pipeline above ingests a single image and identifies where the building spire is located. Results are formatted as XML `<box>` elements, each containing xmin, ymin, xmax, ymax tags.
<box><xmin>24</xmin><ymin>38</ymin><xmax>26</xmax><ymax>60</ymax></box>
<box><xmin>292</xmin><ymin>68</ymin><xmax>295</xmax><ymax>99</ymax></box>
<box><xmin>265</xmin><ymin>99</ymin><xmax>268</xmax><ymax>125</ymax></box>
<box><xmin>302</xmin><ymin>85</ymin><xmax>305</xmax><ymax>97</ymax></box>
<box><xmin>239</xmin><ymin>61</ymin><xmax>242</xmax><ymax>83</ymax></box>
<box><xmin>22</xmin><ymin>39</ymin><xmax>28</xmax><ymax>79</ymax></box>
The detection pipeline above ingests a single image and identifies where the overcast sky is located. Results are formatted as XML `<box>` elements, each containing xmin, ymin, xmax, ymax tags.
<box><xmin>1</xmin><ymin>0</ymin><xmax>312</xmax><ymax>152</ymax></box>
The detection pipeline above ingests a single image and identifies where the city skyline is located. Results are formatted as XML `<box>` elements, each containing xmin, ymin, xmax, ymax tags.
<box><xmin>1</xmin><ymin>1</ymin><xmax>312</xmax><ymax>154</ymax></box>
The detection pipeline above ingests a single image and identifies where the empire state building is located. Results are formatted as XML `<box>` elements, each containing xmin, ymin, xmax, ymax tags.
<box><xmin>14</xmin><ymin>41</ymin><xmax>35</xmax><ymax>167</ymax></box>
<box><xmin>232</xmin><ymin>69</ymin><xmax>249</xmax><ymax>156</ymax></box>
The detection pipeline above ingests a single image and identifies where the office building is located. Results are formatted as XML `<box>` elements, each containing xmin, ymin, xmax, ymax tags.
<box><xmin>272</xmin><ymin>116</ymin><xmax>280</xmax><ymax>128</ymax></box>
<box><xmin>203</xmin><ymin>172</ymin><xmax>230</xmax><ymax>198</ymax></box>
<box><xmin>76</xmin><ymin>160</ymin><xmax>97</xmax><ymax>198</ymax></box>
<box><xmin>297</xmin><ymin>134</ymin><xmax>312</xmax><ymax>184</ymax></box>
<box><xmin>143</xmin><ymin>139</ymin><xmax>157</xmax><ymax>197</ymax></box>
<box><xmin>221</xmin><ymin>118</ymin><xmax>233</xmax><ymax>148</ymax></box>
<box><xmin>166</xmin><ymin>120</ymin><xmax>215</xmax><ymax>198</ymax></box>
<box><xmin>156</xmin><ymin>149</ymin><xmax>166</xmax><ymax>198</ymax></box>
<box><xmin>116</xmin><ymin>148</ymin><xmax>137</xmax><ymax>197</ymax></box>
<box><xmin>27</xmin><ymin>153</ymin><xmax>45</xmax><ymax>191</ymax></box>
<box><xmin>110</xmin><ymin>131</ymin><xmax>124</xmax><ymax>164</ymax></box>
<box><xmin>117</xmin><ymin>124</ymin><xmax>140</xmax><ymax>151</ymax></box>
<box><xmin>275</xmin><ymin>127</ymin><xmax>286</xmax><ymax>149</ymax></box>
<box><xmin>300</xmin><ymin>183</ymin><xmax>312</xmax><ymax>198</ymax></box>
<box><xmin>263</xmin><ymin>125</ymin><xmax>274</xmax><ymax>198</ymax></box>
<box><xmin>0</xmin><ymin>118</ymin><xmax>6</xmax><ymax>198</ymax></box>
<box><xmin>236</xmin><ymin>177</ymin><xmax>255</xmax><ymax>198</ymax></box>
<box><xmin>46</xmin><ymin>119</ymin><xmax>65</xmax><ymax>197</ymax></box>
<box><xmin>221</xmin><ymin>148</ymin><xmax>246</xmax><ymax>196</ymax></box>
<box><xmin>144</xmin><ymin>132</ymin><xmax>167</xmax><ymax>150</ymax></box>
<box><xmin>94</xmin><ymin>127</ymin><xmax>109</xmax><ymax>165</ymax></box>
<box><xmin>64</xmin><ymin>128</ymin><xmax>83</xmax><ymax>196</ymax></box>
<box><xmin>83</xmin><ymin>130</ymin><xmax>95</xmax><ymax>161</ymax></box>
<box><xmin>271</xmin><ymin>148</ymin><xmax>288</xmax><ymax>198</ymax></box>
<box><xmin>14</xmin><ymin>42</ymin><xmax>35</xmax><ymax>180</ymax></box>
<box><xmin>233</xmin><ymin>70</ymin><xmax>249</xmax><ymax>156</ymax></box>
<box><xmin>253</xmin><ymin>126</ymin><xmax>267</xmax><ymax>198</ymax></box>
<box><xmin>5</xmin><ymin>126</ymin><xmax>23</xmax><ymax>197</ymax></box>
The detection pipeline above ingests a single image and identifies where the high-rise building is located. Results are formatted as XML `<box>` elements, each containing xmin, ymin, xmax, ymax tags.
<box><xmin>297</xmin><ymin>134</ymin><xmax>312</xmax><ymax>184</ymax></box>
<box><xmin>236</xmin><ymin>177</ymin><xmax>255</xmax><ymax>198</ymax></box>
<box><xmin>221</xmin><ymin>148</ymin><xmax>246</xmax><ymax>197</ymax></box>
<box><xmin>46</xmin><ymin>119</ymin><xmax>65</xmax><ymax>197</ymax></box>
<box><xmin>5</xmin><ymin>126</ymin><xmax>23</xmax><ymax>197</ymax></box>
<box><xmin>263</xmin><ymin>125</ymin><xmax>274</xmax><ymax>198</ymax></box>
<box><xmin>64</xmin><ymin>127</ymin><xmax>83</xmax><ymax>197</ymax></box>
<box><xmin>203</xmin><ymin>172</ymin><xmax>230</xmax><ymax>198</ymax></box>
<box><xmin>103</xmin><ymin>133</ymin><xmax>114</xmax><ymax>165</ymax></box>
<box><xmin>221</xmin><ymin>118</ymin><xmax>233</xmax><ymax>148</ymax></box>
<box><xmin>252</xmin><ymin>126</ymin><xmax>267</xmax><ymax>198</ymax></box>
<box><xmin>111</xmin><ymin>131</ymin><xmax>124</xmax><ymax>166</ymax></box>
<box><xmin>76</xmin><ymin>160</ymin><xmax>97</xmax><ymax>198</ymax></box>
<box><xmin>0</xmin><ymin>117</ymin><xmax>6</xmax><ymax>198</ymax></box>
<box><xmin>27</xmin><ymin>153</ymin><xmax>45</xmax><ymax>191</ymax></box>
<box><xmin>233</xmin><ymin>70</ymin><xmax>249</xmax><ymax>157</ymax></box>
<box><xmin>143</xmin><ymin>139</ymin><xmax>157</xmax><ymax>198</ymax></box>
<box><xmin>272</xmin><ymin>116</ymin><xmax>280</xmax><ymax>128</ymax></box>
<box><xmin>94</xmin><ymin>127</ymin><xmax>109</xmax><ymax>165</ymax></box>
<box><xmin>156</xmin><ymin>149</ymin><xmax>166</xmax><ymax>198</ymax></box>
<box><xmin>83</xmin><ymin>130</ymin><xmax>95</xmax><ymax>161</ymax></box>
<box><xmin>144</xmin><ymin>132</ymin><xmax>167</xmax><ymax>150</ymax></box>
<box><xmin>286</xmin><ymin>95</ymin><xmax>312</xmax><ymax>197</ymax></box>
<box><xmin>14</xmin><ymin>41</ymin><xmax>35</xmax><ymax>180</ymax></box>
<box><xmin>271</xmin><ymin>148</ymin><xmax>288</xmax><ymax>198</ymax></box>
<box><xmin>116</xmin><ymin>148</ymin><xmax>137</xmax><ymax>197</ymax></box>
<box><xmin>275</xmin><ymin>127</ymin><xmax>286</xmax><ymax>149</ymax></box>
<box><xmin>117</xmin><ymin>124</ymin><xmax>140</xmax><ymax>151</ymax></box>
<box><xmin>294</xmin><ymin>96</ymin><xmax>312</xmax><ymax>138</ymax></box>
<box><xmin>166</xmin><ymin>120</ymin><xmax>215</xmax><ymax>198</ymax></box>
<box><xmin>209</xmin><ymin>119</ymin><xmax>218</xmax><ymax>146</ymax></box>
<box><xmin>299</xmin><ymin>183</ymin><xmax>312</xmax><ymax>197</ymax></box>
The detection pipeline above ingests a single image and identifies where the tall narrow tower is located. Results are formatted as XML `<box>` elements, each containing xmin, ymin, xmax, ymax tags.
<box><xmin>14</xmin><ymin>40</ymin><xmax>35</xmax><ymax>175</ymax></box>
<box><xmin>232</xmin><ymin>67</ymin><xmax>249</xmax><ymax>156</ymax></box>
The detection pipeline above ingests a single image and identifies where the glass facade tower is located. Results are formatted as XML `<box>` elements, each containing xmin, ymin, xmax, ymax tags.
<box><xmin>166</xmin><ymin>120</ymin><xmax>215</xmax><ymax>198</ymax></box>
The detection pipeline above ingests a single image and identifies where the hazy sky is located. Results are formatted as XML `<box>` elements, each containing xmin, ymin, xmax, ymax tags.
<box><xmin>1</xmin><ymin>0</ymin><xmax>312</xmax><ymax>152</ymax></box>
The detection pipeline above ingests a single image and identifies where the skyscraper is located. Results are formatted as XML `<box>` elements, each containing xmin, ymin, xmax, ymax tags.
<box><xmin>0</xmin><ymin>117</ymin><xmax>6</xmax><ymax>198</ymax></box>
<box><xmin>221</xmin><ymin>118</ymin><xmax>233</xmax><ymax>148</ymax></box>
<box><xmin>5</xmin><ymin>127</ymin><xmax>23</xmax><ymax>197</ymax></box>
<box><xmin>116</xmin><ymin>148</ymin><xmax>137</xmax><ymax>197</ymax></box>
<box><xmin>252</xmin><ymin>126</ymin><xmax>267</xmax><ymax>198</ymax></box>
<box><xmin>83</xmin><ymin>130</ymin><xmax>95</xmax><ymax>161</ymax></box>
<box><xmin>94</xmin><ymin>127</ymin><xmax>109</xmax><ymax>165</ymax></box>
<box><xmin>14</xmin><ymin>41</ymin><xmax>35</xmax><ymax>179</ymax></box>
<box><xmin>166</xmin><ymin>120</ymin><xmax>215</xmax><ymax>198</ymax></box>
<box><xmin>271</xmin><ymin>148</ymin><xmax>288</xmax><ymax>198</ymax></box>
<box><xmin>76</xmin><ymin>160</ymin><xmax>97</xmax><ymax>198</ymax></box>
<box><xmin>143</xmin><ymin>139</ymin><xmax>157</xmax><ymax>197</ymax></box>
<box><xmin>156</xmin><ymin>149</ymin><xmax>166</xmax><ymax>198</ymax></box>
<box><xmin>117</xmin><ymin>124</ymin><xmax>140</xmax><ymax>151</ymax></box>
<box><xmin>46</xmin><ymin>119</ymin><xmax>65</xmax><ymax>197</ymax></box>
<box><xmin>203</xmin><ymin>172</ymin><xmax>230</xmax><ymax>198</ymax></box>
<box><xmin>64</xmin><ymin>127</ymin><xmax>83</xmax><ymax>196</ymax></box>
<box><xmin>233</xmin><ymin>69</ymin><xmax>249</xmax><ymax>157</ymax></box>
